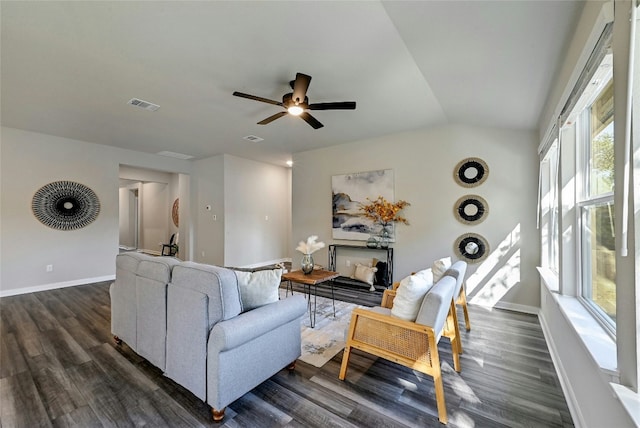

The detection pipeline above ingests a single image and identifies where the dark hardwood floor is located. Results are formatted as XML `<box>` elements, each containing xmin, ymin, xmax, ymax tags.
<box><xmin>0</xmin><ymin>281</ymin><xmax>574</xmax><ymax>427</ymax></box>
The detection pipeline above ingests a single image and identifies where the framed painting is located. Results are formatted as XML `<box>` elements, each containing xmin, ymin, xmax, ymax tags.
<box><xmin>332</xmin><ymin>169</ymin><xmax>394</xmax><ymax>241</ymax></box>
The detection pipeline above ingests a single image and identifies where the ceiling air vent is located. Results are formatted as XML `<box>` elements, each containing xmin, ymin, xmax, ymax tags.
<box><xmin>128</xmin><ymin>98</ymin><xmax>160</xmax><ymax>111</ymax></box>
<box><xmin>157</xmin><ymin>151</ymin><xmax>194</xmax><ymax>160</ymax></box>
<box><xmin>243</xmin><ymin>135</ymin><xmax>264</xmax><ymax>143</ymax></box>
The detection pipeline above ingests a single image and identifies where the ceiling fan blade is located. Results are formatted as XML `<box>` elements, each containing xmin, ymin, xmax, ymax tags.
<box><xmin>233</xmin><ymin>91</ymin><xmax>283</xmax><ymax>107</ymax></box>
<box><xmin>300</xmin><ymin>112</ymin><xmax>324</xmax><ymax>129</ymax></box>
<box><xmin>308</xmin><ymin>101</ymin><xmax>356</xmax><ymax>110</ymax></box>
<box><xmin>291</xmin><ymin>73</ymin><xmax>311</xmax><ymax>104</ymax></box>
<box><xmin>257</xmin><ymin>111</ymin><xmax>287</xmax><ymax>125</ymax></box>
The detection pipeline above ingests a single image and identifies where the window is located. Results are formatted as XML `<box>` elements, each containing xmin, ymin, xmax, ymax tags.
<box><xmin>539</xmin><ymin>22</ymin><xmax>617</xmax><ymax>335</ymax></box>
<box><xmin>540</xmin><ymin>140</ymin><xmax>560</xmax><ymax>277</ymax></box>
<box><xmin>574</xmin><ymin>56</ymin><xmax>616</xmax><ymax>331</ymax></box>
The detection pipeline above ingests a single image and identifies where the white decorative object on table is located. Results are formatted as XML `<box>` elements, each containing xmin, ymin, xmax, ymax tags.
<box><xmin>296</xmin><ymin>235</ymin><xmax>326</xmax><ymax>274</ymax></box>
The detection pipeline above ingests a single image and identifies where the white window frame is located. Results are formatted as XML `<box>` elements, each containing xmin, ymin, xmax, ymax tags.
<box><xmin>540</xmin><ymin>140</ymin><xmax>560</xmax><ymax>278</ymax></box>
<box><xmin>573</xmin><ymin>71</ymin><xmax>616</xmax><ymax>335</ymax></box>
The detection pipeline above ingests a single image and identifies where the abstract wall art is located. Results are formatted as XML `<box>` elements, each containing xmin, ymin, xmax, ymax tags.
<box><xmin>332</xmin><ymin>169</ymin><xmax>394</xmax><ymax>241</ymax></box>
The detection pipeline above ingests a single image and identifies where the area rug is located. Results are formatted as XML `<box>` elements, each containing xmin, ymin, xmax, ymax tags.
<box><xmin>280</xmin><ymin>289</ymin><xmax>360</xmax><ymax>367</ymax></box>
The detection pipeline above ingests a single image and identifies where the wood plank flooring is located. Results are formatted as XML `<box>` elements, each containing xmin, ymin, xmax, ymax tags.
<box><xmin>0</xmin><ymin>281</ymin><xmax>574</xmax><ymax>427</ymax></box>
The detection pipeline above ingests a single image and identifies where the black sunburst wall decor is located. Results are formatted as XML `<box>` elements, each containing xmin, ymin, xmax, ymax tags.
<box><xmin>454</xmin><ymin>233</ymin><xmax>489</xmax><ymax>263</ymax></box>
<box><xmin>32</xmin><ymin>181</ymin><xmax>100</xmax><ymax>230</ymax></box>
<box><xmin>454</xmin><ymin>195</ymin><xmax>488</xmax><ymax>225</ymax></box>
<box><xmin>454</xmin><ymin>157</ymin><xmax>489</xmax><ymax>188</ymax></box>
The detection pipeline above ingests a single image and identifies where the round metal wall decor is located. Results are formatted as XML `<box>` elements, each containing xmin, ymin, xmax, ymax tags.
<box><xmin>454</xmin><ymin>233</ymin><xmax>489</xmax><ymax>263</ymax></box>
<box><xmin>32</xmin><ymin>181</ymin><xmax>100</xmax><ymax>230</ymax></box>
<box><xmin>454</xmin><ymin>195</ymin><xmax>488</xmax><ymax>225</ymax></box>
<box><xmin>454</xmin><ymin>157</ymin><xmax>489</xmax><ymax>187</ymax></box>
<box><xmin>172</xmin><ymin>198</ymin><xmax>179</xmax><ymax>227</ymax></box>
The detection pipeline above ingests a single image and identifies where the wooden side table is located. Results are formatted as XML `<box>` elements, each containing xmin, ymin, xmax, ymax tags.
<box><xmin>282</xmin><ymin>269</ymin><xmax>340</xmax><ymax>328</ymax></box>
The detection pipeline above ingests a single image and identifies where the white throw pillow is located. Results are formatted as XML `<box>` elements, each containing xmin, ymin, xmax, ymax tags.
<box><xmin>351</xmin><ymin>263</ymin><xmax>377</xmax><ymax>286</ymax></box>
<box><xmin>235</xmin><ymin>269</ymin><xmax>282</xmax><ymax>311</ymax></box>
<box><xmin>391</xmin><ymin>269</ymin><xmax>434</xmax><ymax>321</ymax></box>
<box><xmin>432</xmin><ymin>257</ymin><xmax>452</xmax><ymax>282</ymax></box>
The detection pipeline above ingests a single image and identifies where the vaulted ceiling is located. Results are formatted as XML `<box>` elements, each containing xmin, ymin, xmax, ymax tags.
<box><xmin>1</xmin><ymin>1</ymin><xmax>583</xmax><ymax>166</ymax></box>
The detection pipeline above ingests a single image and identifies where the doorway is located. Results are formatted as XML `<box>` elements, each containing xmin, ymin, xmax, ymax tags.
<box><xmin>118</xmin><ymin>165</ymin><xmax>189</xmax><ymax>259</ymax></box>
<box><xmin>119</xmin><ymin>186</ymin><xmax>139</xmax><ymax>250</ymax></box>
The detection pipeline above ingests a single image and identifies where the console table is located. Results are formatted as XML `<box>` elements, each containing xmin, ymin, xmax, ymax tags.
<box><xmin>328</xmin><ymin>244</ymin><xmax>394</xmax><ymax>288</ymax></box>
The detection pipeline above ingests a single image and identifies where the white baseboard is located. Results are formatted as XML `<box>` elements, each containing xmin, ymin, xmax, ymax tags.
<box><xmin>538</xmin><ymin>311</ymin><xmax>586</xmax><ymax>428</ymax></box>
<box><xmin>0</xmin><ymin>275</ymin><xmax>116</xmax><ymax>298</ymax></box>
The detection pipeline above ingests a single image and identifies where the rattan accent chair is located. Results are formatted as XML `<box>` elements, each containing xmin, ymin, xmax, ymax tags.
<box><xmin>339</xmin><ymin>275</ymin><xmax>460</xmax><ymax>424</ymax></box>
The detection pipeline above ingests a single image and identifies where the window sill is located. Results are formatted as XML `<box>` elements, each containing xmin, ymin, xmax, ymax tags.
<box><xmin>610</xmin><ymin>383</ymin><xmax>640</xmax><ymax>427</ymax></box>
<box><xmin>537</xmin><ymin>267</ymin><xmax>618</xmax><ymax>381</ymax></box>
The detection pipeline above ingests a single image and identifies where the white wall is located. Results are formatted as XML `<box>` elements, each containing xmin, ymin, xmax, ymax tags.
<box><xmin>193</xmin><ymin>155</ymin><xmax>225</xmax><ymax>265</ymax></box>
<box><xmin>223</xmin><ymin>155</ymin><xmax>291</xmax><ymax>267</ymax></box>
<box><xmin>191</xmin><ymin>154</ymin><xmax>292</xmax><ymax>268</ymax></box>
<box><xmin>293</xmin><ymin>124</ymin><xmax>540</xmax><ymax>311</ymax></box>
<box><xmin>139</xmin><ymin>182</ymin><xmax>168</xmax><ymax>253</ymax></box>
<box><xmin>0</xmin><ymin>127</ymin><xmax>191</xmax><ymax>295</ymax></box>
<box><xmin>540</xmin><ymin>287</ymin><xmax>635</xmax><ymax>427</ymax></box>
<box><xmin>118</xmin><ymin>186</ymin><xmax>138</xmax><ymax>248</ymax></box>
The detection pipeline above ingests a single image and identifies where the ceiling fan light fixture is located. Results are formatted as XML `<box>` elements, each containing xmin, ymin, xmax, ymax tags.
<box><xmin>287</xmin><ymin>105</ymin><xmax>304</xmax><ymax>116</ymax></box>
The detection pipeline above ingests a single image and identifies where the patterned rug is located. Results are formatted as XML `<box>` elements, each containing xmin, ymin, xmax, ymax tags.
<box><xmin>280</xmin><ymin>289</ymin><xmax>360</xmax><ymax>367</ymax></box>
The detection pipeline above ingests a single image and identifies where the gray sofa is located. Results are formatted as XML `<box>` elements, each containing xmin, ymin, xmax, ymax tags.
<box><xmin>110</xmin><ymin>253</ymin><xmax>307</xmax><ymax>421</ymax></box>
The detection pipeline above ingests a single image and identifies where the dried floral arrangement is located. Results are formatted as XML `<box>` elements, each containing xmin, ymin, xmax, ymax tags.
<box><xmin>359</xmin><ymin>196</ymin><xmax>410</xmax><ymax>225</ymax></box>
<box><xmin>295</xmin><ymin>235</ymin><xmax>326</xmax><ymax>255</ymax></box>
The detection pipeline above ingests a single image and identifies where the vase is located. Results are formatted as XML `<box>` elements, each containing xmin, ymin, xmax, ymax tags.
<box><xmin>301</xmin><ymin>254</ymin><xmax>314</xmax><ymax>274</ymax></box>
<box><xmin>379</xmin><ymin>225</ymin><xmax>391</xmax><ymax>249</ymax></box>
<box><xmin>366</xmin><ymin>234</ymin><xmax>378</xmax><ymax>248</ymax></box>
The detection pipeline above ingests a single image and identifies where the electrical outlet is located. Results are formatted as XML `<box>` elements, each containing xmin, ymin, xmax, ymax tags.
<box><xmin>201</xmin><ymin>251</ymin><xmax>205</xmax><ymax>258</ymax></box>
<box><xmin>346</xmin><ymin>260</ymin><xmax>351</xmax><ymax>267</ymax></box>
<box><xmin>213</xmin><ymin>214</ymin><xmax>217</xmax><ymax>221</ymax></box>
<box><xmin>46</xmin><ymin>264</ymin><xmax>53</xmax><ymax>272</ymax></box>
<box><xmin>265</xmin><ymin>215</ymin><xmax>269</xmax><ymax>221</ymax></box>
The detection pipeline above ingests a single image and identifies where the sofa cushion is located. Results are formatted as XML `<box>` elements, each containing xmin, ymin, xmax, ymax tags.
<box><xmin>432</xmin><ymin>257</ymin><xmax>452</xmax><ymax>282</ymax></box>
<box><xmin>235</xmin><ymin>269</ymin><xmax>282</xmax><ymax>311</ymax></box>
<box><xmin>170</xmin><ymin>262</ymin><xmax>242</xmax><ymax>325</ymax></box>
<box><xmin>391</xmin><ymin>268</ymin><xmax>434</xmax><ymax>321</ymax></box>
<box><xmin>137</xmin><ymin>257</ymin><xmax>180</xmax><ymax>283</ymax></box>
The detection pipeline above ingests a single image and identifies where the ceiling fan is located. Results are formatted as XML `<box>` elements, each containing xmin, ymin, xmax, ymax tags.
<box><xmin>233</xmin><ymin>72</ymin><xmax>356</xmax><ymax>129</ymax></box>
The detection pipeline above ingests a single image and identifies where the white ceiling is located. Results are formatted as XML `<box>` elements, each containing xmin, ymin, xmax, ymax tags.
<box><xmin>1</xmin><ymin>1</ymin><xmax>583</xmax><ymax>166</ymax></box>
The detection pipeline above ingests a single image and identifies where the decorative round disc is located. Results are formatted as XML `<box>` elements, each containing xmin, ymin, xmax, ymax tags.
<box><xmin>454</xmin><ymin>158</ymin><xmax>489</xmax><ymax>187</ymax></box>
<box><xmin>172</xmin><ymin>198</ymin><xmax>179</xmax><ymax>227</ymax></box>
<box><xmin>454</xmin><ymin>233</ymin><xmax>489</xmax><ymax>263</ymax></box>
<box><xmin>454</xmin><ymin>195</ymin><xmax>488</xmax><ymax>225</ymax></box>
<box><xmin>32</xmin><ymin>181</ymin><xmax>100</xmax><ymax>230</ymax></box>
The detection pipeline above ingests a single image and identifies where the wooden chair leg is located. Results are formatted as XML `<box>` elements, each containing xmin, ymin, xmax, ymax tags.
<box><xmin>448</xmin><ymin>301</ymin><xmax>461</xmax><ymax>372</ymax></box>
<box><xmin>433</xmin><ymin>370</ymin><xmax>448</xmax><ymax>424</ymax></box>
<box><xmin>338</xmin><ymin>345</ymin><xmax>352</xmax><ymax>380</ymax></box>
<box><xmin>460</xmin><ymin>287</ymin><xmax>471</xmax><ymax>331</ymax></box>
<box><xmin>211</xmin><ymin>407</ymin><xmax>225</xmax><ymax>422</ymax></box>
<box><xmin>113</xmin><ymin>335</ymin><xmax>122</xmax><ymax>345</ymax></box>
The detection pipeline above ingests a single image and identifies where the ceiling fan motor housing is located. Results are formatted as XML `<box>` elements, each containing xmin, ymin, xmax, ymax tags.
<box><xmin>283</xmin><ymin>93</ymin><xmax>308</xmax><ymax>108</ymax></box>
